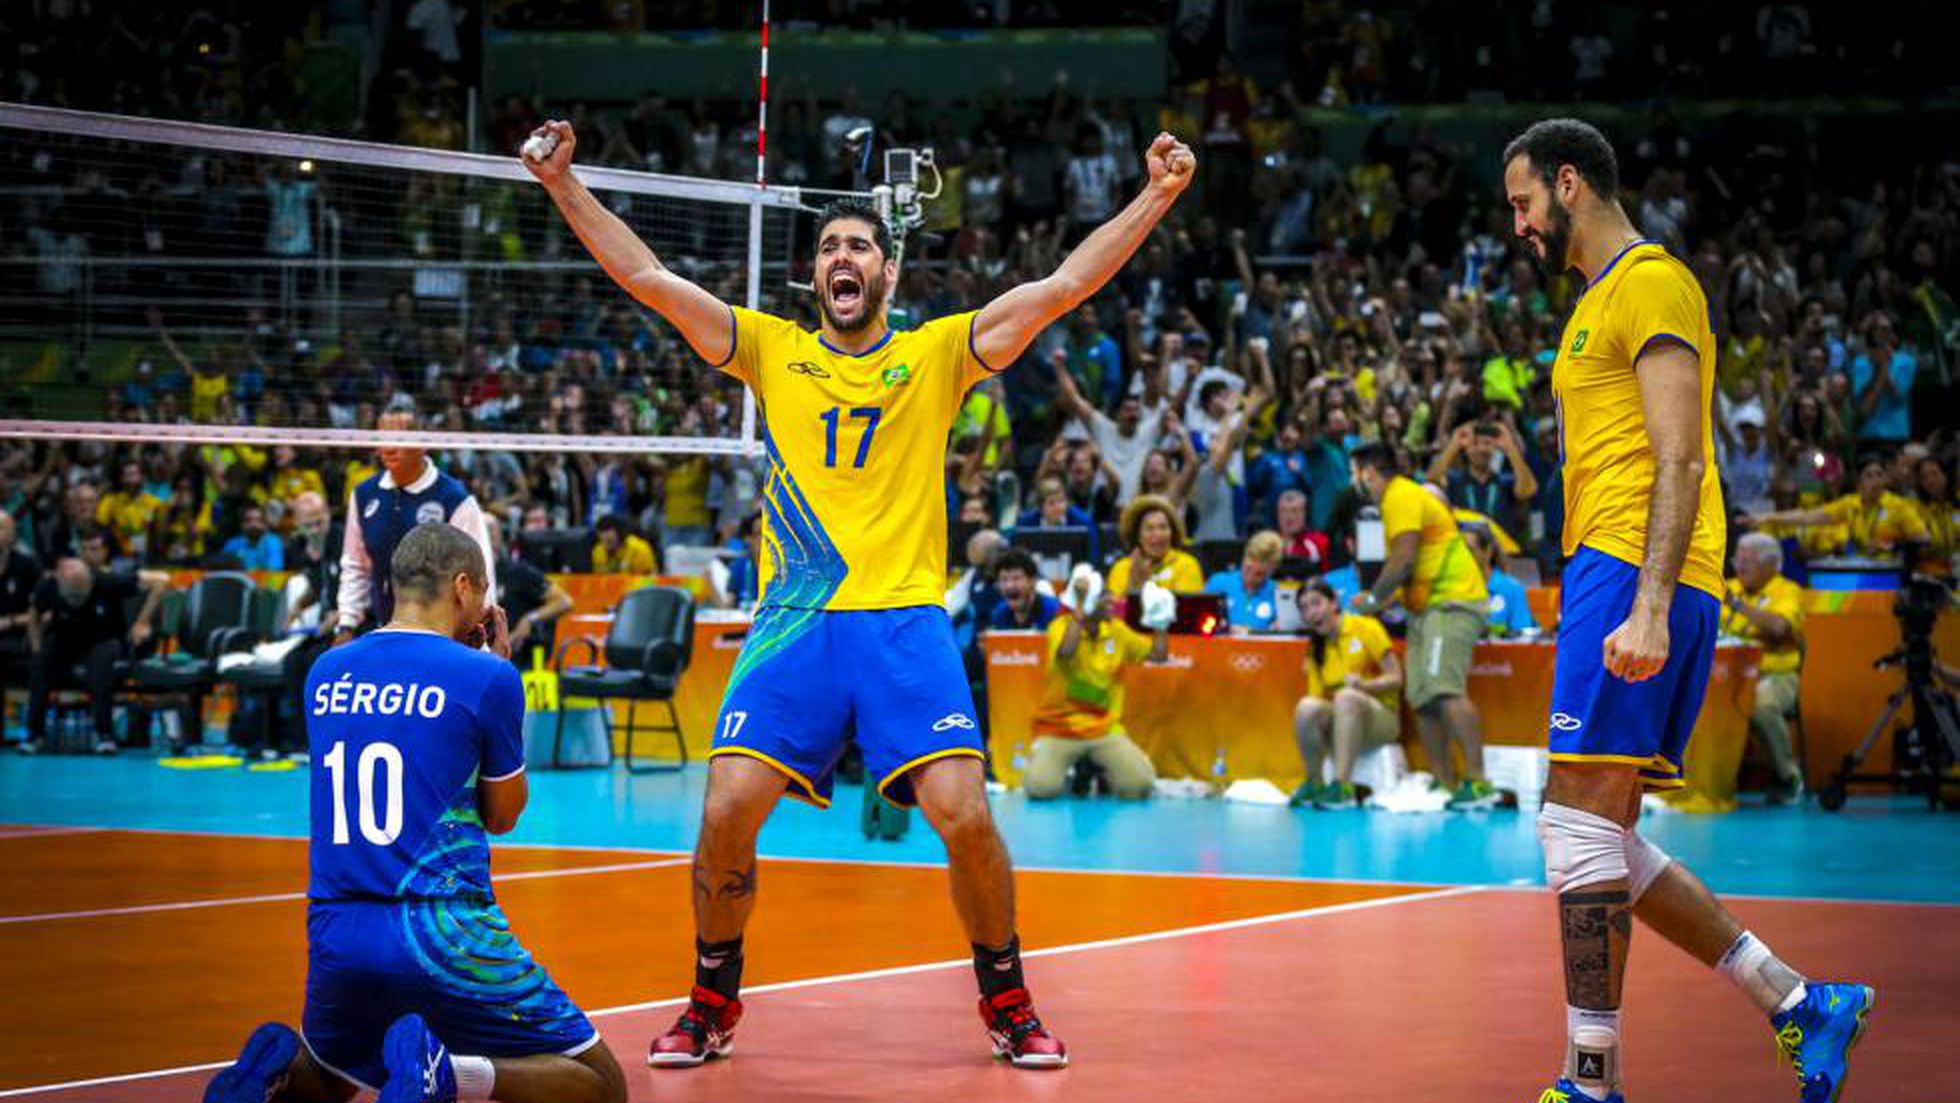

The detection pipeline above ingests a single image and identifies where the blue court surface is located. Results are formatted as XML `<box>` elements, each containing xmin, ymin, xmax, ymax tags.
<box><xmin>2</xmin><ymin>755</ymin><xmax>1956</xmax><ymax>904</ymax></box>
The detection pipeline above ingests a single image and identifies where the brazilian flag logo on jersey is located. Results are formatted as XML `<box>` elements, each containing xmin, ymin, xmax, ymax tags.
<box><xmin>882</xmin><ymin>363</ymin><xmax>913</xmax><ymax>388</ymax></box>
<box><xmin>1570</xmin><ymin>329</ymin><xmax>1591</xmax><ymax>354</ymax></box>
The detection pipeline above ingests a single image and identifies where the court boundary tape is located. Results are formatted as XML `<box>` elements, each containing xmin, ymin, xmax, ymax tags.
<box><xmin>0</xmin><ymin>857</ymin><xmax>692</xmax><ymax>925</ymax></box>
<box><xmin>13</xmin><ymin>823</ymin><xmax>1954</xmax><ymax>908</ymax></box>
<box><xmin>0</xmin><ymin>883</ymin><xmax>1483</xmax><ymax>1098</ymax></box>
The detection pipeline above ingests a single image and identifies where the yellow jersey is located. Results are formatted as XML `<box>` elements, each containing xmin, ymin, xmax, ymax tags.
<box><xmin>721</xmin><ymin>308</ymin><xmax>996</xmax><ymax>610</ymax></box>
<box><xmin>1721</xmin><ymin>575</ymin><xmax>1805</xmax><ymax>675</ymax></box>
<box><xmin>1552</xmin><ymin>241</ymin><xmax>1726</xmax><ymax>599</ymax></box>
<box><xmin>591</xmin><ymin>533</ymin><xmax>658</xmax><ymax>575</ymax></box>
<box><xmin>96</xmin><ymin>491</ymin><xmax>163</xmax><ymax>553</ymax></box>
<box><xmin>1821</xmin><ymin>492</ymin><xmax>1929</xmax><ymax>557</ymax></box>
<box><xmin>1106</xmin><ymin>549</ymin><xmax>1207</xmax><ymax>596</ymax></box>
<box><xmin>1304</xmin><ymin>613</ymin><xmax>1398</xmax><ymax>711</ymax></box>
<box><xmin>1033</xmin><ymin>614</ymin><xmax>1155</xmax><ymax>740</ymax></box>
<box><xmin>1379</xmin><ymin>476</ymin><xmax>1486</xmax><ymax>611</ymax></box>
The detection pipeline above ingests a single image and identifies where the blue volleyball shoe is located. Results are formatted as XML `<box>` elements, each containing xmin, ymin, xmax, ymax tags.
<box><xmin>1534</xmin><ymin>1079</ymin><xmax>1624</xmax><ymax>1103</ymax></box>
<box><xmin>377</xmin><ymin>1014</ymin><xmax>458</xmax><ymax>1103</ymax></box>
<box><xmin>203</xmin><ymin>1022</ymin><xmax>300</xmax><ymax>1103</ymax></box>
<box><xmin>1771</xmin><ymin>983</ymin><xmax>1876</xmax><ymax>1103</ymax></box>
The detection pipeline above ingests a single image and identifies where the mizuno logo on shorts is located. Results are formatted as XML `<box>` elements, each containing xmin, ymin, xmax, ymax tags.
<box><xmin>1550</xmin><ymin>712</ymin><xmax>1584</xmax><ymax>732</ymax></box>
<box><xmin>932</xmin><ymin>713</ymin><xmax>977</xmax><ymax>732</ymax></box>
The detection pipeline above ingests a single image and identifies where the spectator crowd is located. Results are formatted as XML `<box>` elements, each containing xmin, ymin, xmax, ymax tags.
<box><xmin>2</xmin><ymin>4</ymin><xmax>1956</xmax><ymax>796</ymax></box>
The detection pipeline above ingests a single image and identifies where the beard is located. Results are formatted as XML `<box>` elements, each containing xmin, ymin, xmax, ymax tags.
<box><xmin>818</xmin><ymin>268</ymin><xmax>887</xmax><ymax>334</ymax></box>
<box><xmin>1529</xmin><ymin>197</ymin><xmax>1575</xmax><ymax>278</ymax></box>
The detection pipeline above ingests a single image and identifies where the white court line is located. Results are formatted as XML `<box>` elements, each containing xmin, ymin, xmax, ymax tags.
<box><xmin>0</xmin><ymin>858</ymin><xmax>692</xmax><ymax>925</ymax></box>
<box><xmin>19</xmin><ymin>825</ymin><xmax>1960</xmax><ymax>908</ymax></box>
<box><xmin>0</xmin><ymin>827</ymin><xmax>105</xmax><ymax>840</ymax></box>
<box><xmin>0</xmin><ymin>883</ymin><xmax>1483</xmax><ymax>1098</ymax></box>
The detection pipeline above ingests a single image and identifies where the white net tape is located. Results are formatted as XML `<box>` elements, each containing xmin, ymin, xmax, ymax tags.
<box><xmin>0</xmin><ymin>102</ymin><xmax>837</xmax><ymax>455</ymax></box>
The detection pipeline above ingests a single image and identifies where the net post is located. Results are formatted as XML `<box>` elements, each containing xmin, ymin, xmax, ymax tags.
<box><xmin>742</xmin><ymin>196</ymin><xmax>764</xmax><ymax>454</ymax></box>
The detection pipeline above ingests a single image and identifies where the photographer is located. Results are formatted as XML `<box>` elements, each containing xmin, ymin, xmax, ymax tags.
<box><xmin>1722</xmin><ymin>533</ymin><xmax>1806</xmax><ymax>803</ymax></box>
<box><xmin>1023</xmin><ymin>566</ymin><xmax>1169</xmax><ymax>801</ymax></box>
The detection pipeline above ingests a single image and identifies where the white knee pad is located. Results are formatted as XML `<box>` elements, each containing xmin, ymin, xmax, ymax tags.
<box><xmin>1625</xmin><ymin>829</ymin><xmax>1673</xmax><ymax>903</ymax></box>
<box><xmin>1537</xmin><ymin>802</ymin><xmax>1629</xmax><ymax>894</ymax></box>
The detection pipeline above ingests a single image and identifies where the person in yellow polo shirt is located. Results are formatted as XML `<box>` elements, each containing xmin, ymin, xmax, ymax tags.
<box><xmin>1722</xmin><ymin>532</ymin><xmax>1807</xmax><ymax>803</ymax></box>
<box><xmin>1106</xmin><ymin>493</ymin><xmax>1205</xmax><ymax>595</ymax></box>
<box><xmin>1347</xmin><ymin>441</ymin><xmax>1497</xmax><ymax>809</ymax></box>
<box><xmin>1742</xmin><ymin>453</ymin><xmax>1929</xmax><ymax>558</ymax></box>
<box><xmin>1023</xmin><ymin>566</ymin><xmax>1169</xmax><ymax>800</ymax></box>
<box><xmin>96</xmin><ymin>459</ymin><xmax>164</xmax><ymax>559</ymax></box>
<box><xmin>590</xmin><ymin>514</ymin><xmax>659</xmax><ymax>575</ymax></box>
<box><xmin>1289</xmin><ymin>577</ymin><xmax>1403</xmax><ymax>809</ymax></box>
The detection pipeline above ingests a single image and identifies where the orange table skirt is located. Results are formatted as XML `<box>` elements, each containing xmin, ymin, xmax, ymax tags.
<box><xmin>979</xmin><ymin>633</ymin><xmax>1762</xmax><ymax>812</ymax></box>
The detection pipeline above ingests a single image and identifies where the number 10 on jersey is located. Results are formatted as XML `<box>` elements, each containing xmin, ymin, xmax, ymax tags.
<box><xmin>820</xmin><ymin>406</ymin><xmax>882</xmax><ymax>468</ymax></box>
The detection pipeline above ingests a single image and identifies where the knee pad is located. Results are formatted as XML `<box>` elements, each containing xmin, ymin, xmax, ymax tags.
<box><xmin>1625</xmin><ymin>828</ymin><xmax>1673</xmax><ymax>903</ymax></box>
<box><xmin>1537</xmin><ymin>802</ymin><xmax>1629</xmax><ymax>894</ymax></box>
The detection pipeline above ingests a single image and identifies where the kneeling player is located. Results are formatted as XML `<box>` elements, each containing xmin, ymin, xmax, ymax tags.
<box><xmin>204</xmin><ymin>524</ymin><xmax>625</xmax><ymax>1103</ymax></box>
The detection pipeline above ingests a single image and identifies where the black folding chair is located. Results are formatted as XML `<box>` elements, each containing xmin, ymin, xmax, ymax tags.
<box><xmin>130</xmin><ymin>572</ymin><xmax>257</xmax><ymax>747</ymax></box>
<box><xmin>551</xmin><ymin>585</ymin><xmax>695</xmax><ymax>773</ymax></box>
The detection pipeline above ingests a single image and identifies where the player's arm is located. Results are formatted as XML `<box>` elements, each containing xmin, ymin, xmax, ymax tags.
<box><xmin>1604</xmin><ymin>341</ymin><xmax>1704</xmax><ymax>683</ymax></box>
<box><xmin>1363</xmin><ymin>648</ymin><xmax>1404</xmax><ymax>696</ymax></box>
<box><xmin>971</xmin><ymin>134</ymin><xmax>1196</xmax><ymax>370</ymax></box>
<box><xmin>334</xmin><ymin>488</ymin><xmax>369</xmax><ymax>639</ymax></box>
<box><xmin>1725</xmin><ymin>594</ymin><xmax>1795</xmax><ymax>647</ymax></box>
<box><xmin>1358</xmin><ymin>531</ymin><xmax>1419</xmax><ymax>612</ymax></box>
<box><xmin>1740</xmin><ymin>506</ymin><xmax>1832</xmax><ymax>528</ymax></box>
<box><xmin>130</xmin><ymin>569</ymin><xmax>170</xmax><ymax>646</ymax></box>
<box><xmin>523</xmin><ymin>120</ymin><xmax>734</xmax><ymax>367</ymax></box>
<box><xmin>1499</xmin><ymin>421</ymin><xmax>1539</xmax><ymax>502</ymax></box>
<box><xmin>1055</xmin><ymin>614</ymin><xmax>1085</xmax><ymax>661</ymax></box>
<box><xmin>478</xmin><ymin>771</ymin><xmax>528</xmax><ymax>835</ymax></box>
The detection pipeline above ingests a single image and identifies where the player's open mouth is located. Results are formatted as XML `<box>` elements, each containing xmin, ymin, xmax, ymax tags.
<box><xmin>829</xmin><ymin>270</ymin><xmax>862</xmax><ymax>310</ymax></box>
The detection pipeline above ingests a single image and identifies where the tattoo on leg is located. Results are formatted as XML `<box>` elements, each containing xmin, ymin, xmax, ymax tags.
<box><xmin>1560</xmin><ymin>889</ymin><xmax>1630</xmax><ymax>1010</ymax></box>
<box><xmin>716</xmin><ymin>862</ymin><xmax>758</xmax><ymax>900</ymax></box>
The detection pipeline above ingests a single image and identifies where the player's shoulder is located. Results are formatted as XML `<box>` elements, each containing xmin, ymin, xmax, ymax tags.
<box><xmin>1350</xmin><ymin>614</ymin><xmax>1389</xmax><ymax>644</ymax></box>
<box><xmin>733</xmin><ymin>304</ymin><xmax>803</xmax><ymax>335</ymax></box>
<box><xmin>1614</xmin><ymin>247</ymin><xmax>1704</xmax><ymax>302</ymax></box>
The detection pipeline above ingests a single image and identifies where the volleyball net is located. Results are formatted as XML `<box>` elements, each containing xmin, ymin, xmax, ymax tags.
<box><xmin>0</xmin><ymin>101</ymin><xmax>841</xmax><ymax>457</ymax></box>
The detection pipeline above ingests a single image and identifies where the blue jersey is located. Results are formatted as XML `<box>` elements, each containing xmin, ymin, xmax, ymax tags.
<box><xmin>306</xmin><ymin>630</ymin><xmax>525</xmax><ymax>903</ymax></box>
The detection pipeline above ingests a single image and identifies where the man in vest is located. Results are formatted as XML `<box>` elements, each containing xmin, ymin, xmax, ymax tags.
<box><xmin>335</xmin><ymin>396</ymin><xmax>495</xmax><ymax>645</ymax></box>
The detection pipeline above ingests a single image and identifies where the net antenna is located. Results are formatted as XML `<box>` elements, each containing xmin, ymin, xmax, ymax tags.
<box><xmin>0</xmin><ymin>101</ymin><xmax>868</xmax><ymax>456</ymax></box>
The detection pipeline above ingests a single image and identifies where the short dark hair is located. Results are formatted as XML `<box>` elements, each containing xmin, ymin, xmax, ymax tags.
<box><xmin>993</xmin><ymin>547</ymin><xmax>1039</xmax><ymax>579</ymax></box>
<box><xmin>595</xmin><ymin>514</ymin><xmax>626</xmax><ymax>536</ymax></box>
<box><xmin>1348</xmin><ymin>441</ymin><xmax>1399</xmax><ymax>477</ymax></box>
<box><xmin>1503</xmin><ymin>117</ymin><xmax>1620</xmax><ymax>198</ymax></box>
<box><xmin>380</xmin><ymin>393</ymin><xmax>420</xmax><ymax>422</ymax></box>
<box><xmin>815</xmin><ymin>198</ymin><xmax>893</xmax><ymax>261</ymax></box>
<box><xmin>391</xmin><ymin>522</ymin><xmax>485</xmax><ymax>605</ymax></box>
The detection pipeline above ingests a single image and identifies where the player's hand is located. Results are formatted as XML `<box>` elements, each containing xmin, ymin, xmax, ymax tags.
<box><xmin>127</xmin><ymin>621</ymin><xmax>152</xmax><ymax>648</ymax></box>
<box><xmin>520</xmin><ymin>120</ymin><xmax>576</xmax><ymax>183</ymax></box>
<box><xmin>1145</xmin><ymin>133</ymin><xmax>1196</xmax><ymax>198</ymax></box>
<box><xmin>331</xmin><ymin>627</ymin><xmax>355</xmax><ymax>649</ymax></box>
<box><xmin>1602</xmin><ymin>607</ymin><xmax>1669</xmax><ymax>684</ymax></box>
<box><xmin>509</xmin><ymin>616</ymin><xmax>533</xmax><ymax>650</ymax></box>
<box><xmin>462</xmin><ymin>604</ymin><xmax>512</xmax><ymax>658</ymax></box>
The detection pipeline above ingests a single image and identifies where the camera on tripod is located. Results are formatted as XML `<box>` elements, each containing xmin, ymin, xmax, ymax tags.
<box><xmin>1818</xmin><ymin>542</ymin><xmax>1960</xmax><ymax>811</ymax></box>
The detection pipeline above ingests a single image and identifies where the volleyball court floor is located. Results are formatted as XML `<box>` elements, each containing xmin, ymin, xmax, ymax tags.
<box><xmin>1</xmin><ymin>758</ymin><xmax>1954</xmax><ymax>1101</ymax></box>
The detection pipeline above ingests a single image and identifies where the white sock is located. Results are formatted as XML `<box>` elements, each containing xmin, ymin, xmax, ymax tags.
<box><xmin>452</xmin><ymin>1055</ymin><xmax>496</xmax><ymax>1101</ymax></box>
<box><xmin>1717</xmin><ymin>931</ymin><xmax>1807</xmax><ymax>1016</ymax></box>
<box><xmin>1565</xmin><ymin>1006</ymin><xmax>1620</xmax><ymax>1100</ymax></box>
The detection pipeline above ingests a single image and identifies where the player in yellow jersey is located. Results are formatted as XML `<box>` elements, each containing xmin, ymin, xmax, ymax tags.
<box><xmin>527</xmin><ymin>118</ymin><xmax>1195</xmax><ymax>1071</ymax></box>
<box><xmin>1502</xmin><ymin>119</ymin><xmax>1872</xmax><ymax>1103</ymax></box>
